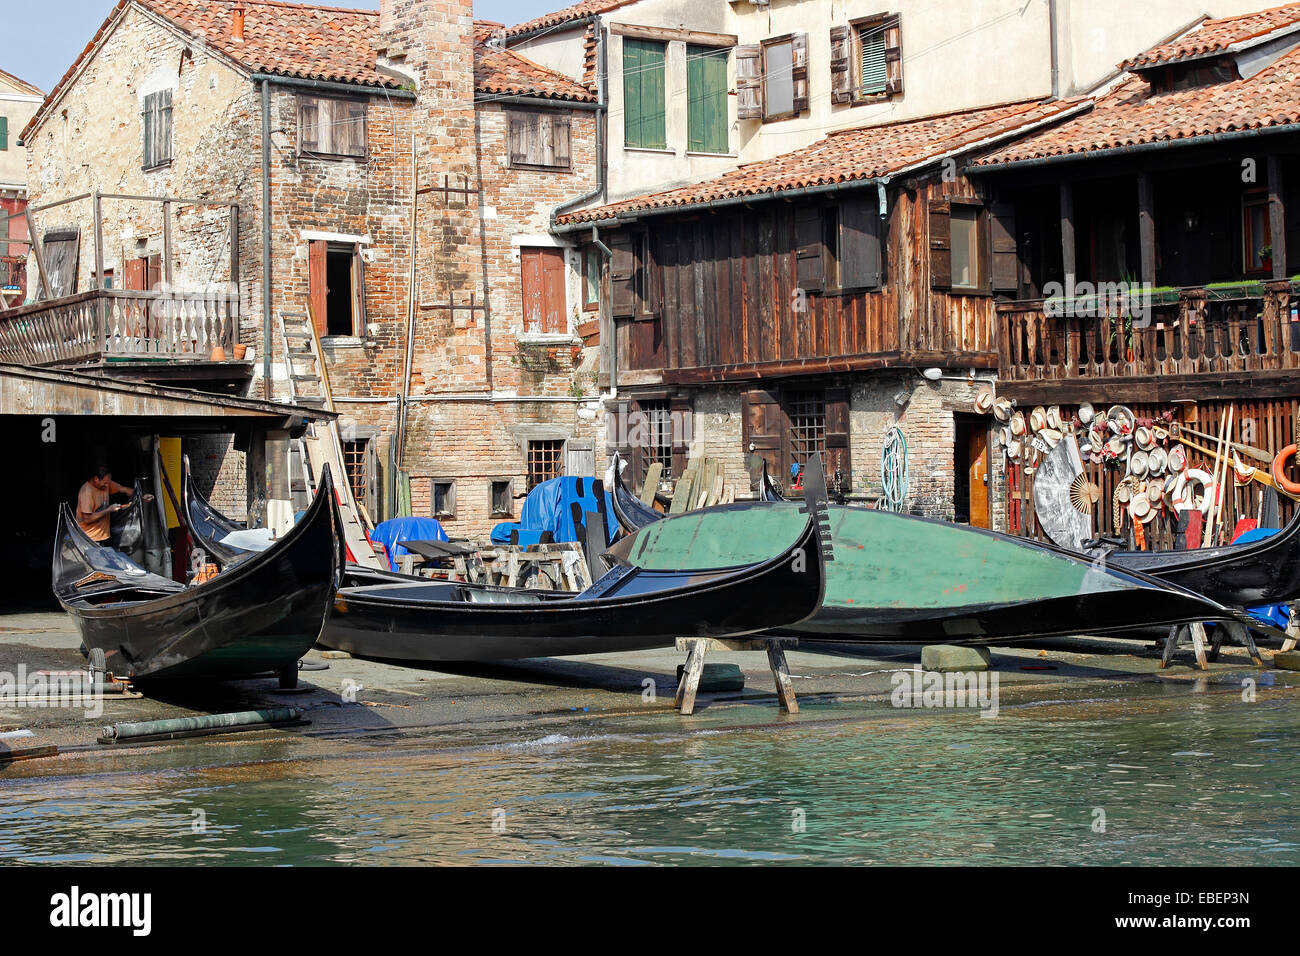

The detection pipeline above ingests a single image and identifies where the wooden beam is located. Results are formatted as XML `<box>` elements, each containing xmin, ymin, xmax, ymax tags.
<box><xmin>1137</xmin><ymin>172</ymin><xmax>1156</xmax><ymax>288</ymax></box>
<box><xmin>1269</xmin><ymin>154</ymin><xmax>1287</xmax><ymax>281</ymax></box>
<box><xmin>24</xmin><ymin>207</ymin><xmax>50</xmax><ymax>300</ymax></box>
<box><xmin>1059</xmin><ymin>182</ymin><xmax>1076</xmax><ymax>284</ymax></box>
<box><xmin>92</xmin><ymin>192</ymin><xmax>105</xmax><ymax>340</ymax></box>
<box><xmin>162</xmin><ymin>200</ymin><xmax>173</xmax><ymax>287</ymax></box>
<box><xmin>998</xmin><ymin>368</ymin><xmax>1300</xmax><ymax>405</ymax></box>
<box><xmin>609</xmin><ymin>22</ymin><xmax>737</xmax><ymax>46</ymax></box>
<box><xmin>664</xmin><ymin>350</ymin><xmax>998</xmax><ymax>385</ymax></box>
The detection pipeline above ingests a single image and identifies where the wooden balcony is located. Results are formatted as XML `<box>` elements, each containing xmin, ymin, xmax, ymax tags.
<box><xmin>996</xmin><ymin>280</ymin><xmax>1300</xmax><ymax>400</ymax></box>
<box><xmin>0</xmin><ymin>288</ymin><xmax>239</xmax><ymax>368</ymax></box>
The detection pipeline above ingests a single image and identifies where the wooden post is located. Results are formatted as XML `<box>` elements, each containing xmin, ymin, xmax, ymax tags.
<box><xmin>1268</xmin><ymin>155</ymin><xmax>1287</xmax><ymax>281</ymax></box>
<box><xmin>162</xmin><ymin>200</ymin><xmax>173</xmax><ymax>287</ymax></box>
<box><xmin>92</xmin><ymin>192</ymin><xmax>106</xmax><ymax>345</ymax></box>
<box><xmin>1059</xmin><ymin>181</ymin><xmax>1076</xmax><ymax>286</ymax></box>
<box><xmin>229</xmin><ymin>205</ymin><xmax>240</xmax><ymax>289</ymax></box>
<box><xmin>23</xmin><ymin>207</ymin><xmax>50</xmax><ymax>300</ymax></box>
<box><xmin>1137</xmin><ymin>172</ymin><xmax>1156</xmax><ymax>290</ymax></box>
<box><xmin>245</xmin><ymin>429</ymin><xmax>267</xmax><ymax>528</ymax></box>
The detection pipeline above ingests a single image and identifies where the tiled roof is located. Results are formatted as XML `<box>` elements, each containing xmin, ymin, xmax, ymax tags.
<box><xmin>475</xmin><ymin>33</ymin><xmax>597</xmax><ymax>102</ymax></box>
<box><xmin>1122</xmin><ymin>2</ymin><xmax>1300</xmax><ymax>69</ymax></box>
<box><xmin>556</xmin><ymin>98</ymin><xmax>1087</xmax><ymax>226</ymax></box>
<box><xmin>504</xmin><ymin>0</ymin><xmax>640</xmax><ymax>38</ymax></box>
<box><xmin>975</xmin><ymin>40</ymin><xmax>1300</xmax><ymax>167</ymax></box>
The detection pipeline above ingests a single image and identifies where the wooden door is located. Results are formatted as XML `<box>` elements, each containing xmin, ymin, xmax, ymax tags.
<box><xmin>521</xmin><ymin>247</ymin><xmax>566</xmax><ymax>333</ymax></box>
<box><xmin>308</xmin><ymin>240</ymin><xmax>329</xmax><ymax>335</ymax></box>
<box><xmin>968</xmin><ymin>428</ymin><xmax>990</xmax><ymax>529</ymax></box>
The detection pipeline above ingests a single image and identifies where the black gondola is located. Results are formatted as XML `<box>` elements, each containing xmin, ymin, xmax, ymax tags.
<box><xmin>54</xmin><ymin>466</ymin><xmax>346</xmax><ymax>684</ymax></box>
<box><xmin>181</xmin><ymin>456</ymin><xmax>248</xmax><ymax>569</ymax></box>
<box><xmin>607</xmin><ymin>452</ymin><xmax>667</xmax><ymax>534</ymax></box>
<box><xmin>320</xmin><ymin>489</ymin><xmax>829</xmax><ymax>663</ymax></box>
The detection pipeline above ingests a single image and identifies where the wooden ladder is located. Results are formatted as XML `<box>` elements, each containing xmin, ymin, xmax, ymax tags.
<box><xmin>276</xmin><ymin>309</ymin><xmax>385</xmax><ymax>570</ymax></box>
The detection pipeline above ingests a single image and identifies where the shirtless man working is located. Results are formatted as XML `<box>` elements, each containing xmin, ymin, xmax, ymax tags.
<box><xmin>76</xmin><ymin>465</ymin><xmax>136</xmax><ymax>542</ymax></box>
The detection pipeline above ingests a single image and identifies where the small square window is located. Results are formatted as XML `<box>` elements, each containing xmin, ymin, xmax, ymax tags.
<box><xmin>433</xmin><ymin>480</ymin><xmax>456</xmax><ymax>519</ymax></box>
<box><xmin>950</xmin><ymin>205</ymin><xmax>984</xmax><ymax>291</ymax></box>
<box><xmin>491</xmin><ymin>479</ymin><xmax>514</xmax><ymax>517</ymax></box>
<box><xmin>527</xmin><ymin>440</ymin><xmax>565</xmax><ymax>490</ymax></box>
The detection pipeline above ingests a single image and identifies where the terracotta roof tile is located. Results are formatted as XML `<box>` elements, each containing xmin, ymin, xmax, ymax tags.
<box><xmin>504</xmin><ymin>0</ymin><xmax>640</xmax><ymax>38</ymax></box>
<box><xmin>0</xmin><ymin>68</ymin><xmax>43</xmax><ymax>97</ymax></box>
<box><xmin>1122</xmin><ymin>2</ymin><xmax>1300</xmax><ymax>69</ymax></box>
<box><xmin>976</xmin><ymin>40</ymin><xmax>1300</xmax><ymax>167</ymax></box>
<box><xmin>556</xmin><ymin>98</ymin><xmax>1086</xmax><ymax>226</ymax></box>
<box><xmin>475</xmin><ymin>35</ymin><xmax>597</xmax><ymax>102</ymax></box>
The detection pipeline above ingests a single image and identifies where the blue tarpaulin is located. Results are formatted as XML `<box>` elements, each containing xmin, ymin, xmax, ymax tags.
<box><xmin>1230</xmin><ymin>527</ymin><xmax>1293</xmax><ymax>630</ymax></box>
<box><xmin>371</xmin><ymin>516</ymin><xmax>449</xmax><ymax>571</ymax></box>
<box><xmin>490</xmin><ymin>476</ymin><xmax>620</xmax><ymax>547</ymax></box>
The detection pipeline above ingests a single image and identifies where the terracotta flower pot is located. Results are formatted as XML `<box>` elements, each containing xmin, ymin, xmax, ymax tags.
<box><xmin>232</xmin><ymin>343</ymin><xmax>247</xmax><ymax>360</ymax></box>
<box><xmin>210</xmin><ymin>345</ymin><xmax>227</xmax><ymax>361</ymax></box>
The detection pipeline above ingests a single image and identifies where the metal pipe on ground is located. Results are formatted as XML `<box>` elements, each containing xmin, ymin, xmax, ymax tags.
<box><xmin>100</xmin><ymin>707</ymin><xmax>305</xmax><ymax>744</ymax></box>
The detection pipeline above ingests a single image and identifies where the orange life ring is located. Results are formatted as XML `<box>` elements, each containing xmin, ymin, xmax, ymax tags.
<box><xmin>1272</xmin><ymin>445</ymin><xmax>1300</xmax><ymax>496</ymax></box>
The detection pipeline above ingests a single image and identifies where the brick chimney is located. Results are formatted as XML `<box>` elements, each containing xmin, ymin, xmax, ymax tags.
<box><xmin>232</xmin><ymin>4</ymin><xmax>246</xmax><ymax>41</ymax></box>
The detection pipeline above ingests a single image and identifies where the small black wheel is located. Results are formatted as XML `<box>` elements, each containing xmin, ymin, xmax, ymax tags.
<box><xmin>86</xmin><ymin>647</ymin><xmax>107</xmax><ymax>683</ymax></box>
<box><xmin>278</xmin><ymin>663</ymin><xmax>299</xmax><ymax>690</ymax></box>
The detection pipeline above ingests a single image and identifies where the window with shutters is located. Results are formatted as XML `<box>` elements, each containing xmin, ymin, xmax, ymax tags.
<box><xmin>582</xmin><ymin>245</ymin><xmax>601</xmax><ymax>311</ymax></box>
<box><xmin>520</xmin><ymin>246</ymin><xmax>568</xmax><ymax>334</ymax></box>
<box><xmin>831</xmin><ymin>15</ymin><xmax>903</xmax><ymax>106</ymax></box>
<box><xmin>950</xmin><ymin>202</ymin><xmax>984</xmax><ymax>292</ymax></box>
<box><xmin>794</xmin><ymin>197</ymin><xmax>885</xmax><ymax>294</ymax></box>
<box><xmin>761</xmin><ymin>34</ymin><xmax>809</xmax><ymax>121</ymax></box>
<box><xmin>0</xmin><ymin>116</ymin><xmax>8</xmax><ymax>151</ymax></box>
<box><xmin>309</xmin><ymin>241</ymin><xmax>366</xmax><ymax>337</ymax></box>
<box><xmin>141</xmin><ymin>90</ymin><xmax>173</xmax><ymax>170</ymax></box>
<box><xmin>687</xmin><ymin>46</ymin><xmax>729</xmax><ymax>154</ymax></box>
<box><xmin>610</xmin><ymin>230</ymin><xmax>653</xmax><ymax>318</ymax></box>
<box><xmin>298</xmin><ymin>95</ymin><xmax>367</xmax><ymax>159</ymax></box>
<box><xmin>507</xmin><ymin>111</ymin><xmax>572</xmax><ymax>170</ymax></box>
<box><xmin>623</xmin><ymin>38</ymin><xmax>667</xmax><ymax>149</ymax></box>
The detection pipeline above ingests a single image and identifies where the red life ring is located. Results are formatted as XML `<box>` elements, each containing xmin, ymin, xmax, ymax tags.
<box><xmin>1273</xmin><ymin>445</ymin><xmax>1300</xmax><ymax>496</ymax></box>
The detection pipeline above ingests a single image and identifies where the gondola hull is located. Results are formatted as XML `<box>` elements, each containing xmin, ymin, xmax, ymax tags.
<box><xmin>320</xmin><ymin>515</ymin><xmax>825</xmax><ymax>662</ymax></box>
<box><xmin>606</xmin><ymin>501</ymin><xmax>1245</xmax><ymax>643</ymax></box>
<box><xmin>54</xmin><ymin>471</ymin><xmax>345</xmax><ymax>680</ymax></box>
<box><xmin>1102</xmin><ymin>510</ymin><xmax>1300</xmax><ymax>608</ymax></box>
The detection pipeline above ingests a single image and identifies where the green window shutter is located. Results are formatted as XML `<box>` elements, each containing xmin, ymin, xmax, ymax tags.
<box><xmin>860</xmin><ymin>24</ymin><xmax>888</xmax><ymax>95</ymax></box>
<box><xmin>687</xmin><ymin>46</ymin><xmax>728</xmax><ymax>154</ymax></box>
<box><xmin>624</xmin><ymin>39</ymin><xmax>666</xmax><ymax>149</ymax></box>
<box><xmin>0</xmin><ymin>117</ymin><xmax>8</xmax><ymax>151</ymax></box>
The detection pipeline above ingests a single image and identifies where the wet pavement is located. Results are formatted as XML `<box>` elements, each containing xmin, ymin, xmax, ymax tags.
<box><xmin>1</xmin><ymin>611</ymin><xmax>1297</xmax><ymax>864</ymax></box>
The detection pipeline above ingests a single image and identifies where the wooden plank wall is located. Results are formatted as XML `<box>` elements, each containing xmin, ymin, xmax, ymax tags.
<box><xmin>616</xmin><ymin>174</ymin><xmax>998</xmax><ymax>377</ymax></box>
<box><xmin>1004</xmin><ymin>398</ymin><xmax>1298</xmax><ymax>549</ymax></box>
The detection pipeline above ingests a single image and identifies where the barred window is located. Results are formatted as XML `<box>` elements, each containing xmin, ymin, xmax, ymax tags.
<box><xmin>341</xmin><ymin>439</ymin><xmax>370</xmax><ymax>505</ymax></box>
<box><xmin>527</xmin><ymin>440</ymin><xmax>565</xmax><ymax>490</ymax></box>
<box><xmin>638</xmin><ymin>400</ymin><xmax>674</xmax><ymax>480</ymax></box>
<box><xmin>784</xmin><ymin>389</ymin><xmax>826</xmax><ymax>469</ymax></box>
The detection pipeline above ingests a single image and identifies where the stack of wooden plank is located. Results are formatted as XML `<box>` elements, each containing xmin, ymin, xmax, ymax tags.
<box><xmin>668</xmin><ymin>457</ymin><xmax>735</xmax><ymax>514</ymax></box>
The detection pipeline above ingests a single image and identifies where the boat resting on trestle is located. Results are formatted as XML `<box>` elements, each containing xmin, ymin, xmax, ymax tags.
<box><xmin>54</xmin><ymin>466</ymin><xmax>346</xmax><ymax>684</ymax></box>
<box><xmin>609</xmin><ymin>461</ymin><xmax>1252</xmax><ymax>643</ymax></box>
<box><xmin>319</xmin><ymin>461</ymin><xmax>833</xmax><ymax>663</ymax></box>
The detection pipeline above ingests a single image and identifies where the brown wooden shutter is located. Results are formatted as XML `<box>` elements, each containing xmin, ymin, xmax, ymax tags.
<box><xmin>670</xmin><ymin>395</ymin><xmax>692</xmax><ymax>480</ymax></box>
<box><xmin>839</xmin><ymin>195</ymin><xmax>882</xmax><ymax>290</ymax></box>
<box><xmin>553</xmin><ymin>114</ymin><xmax>572</xmax><ymax>168</ymax></box>
<box><xmin>543</xmin><ymin>247</ymin><xmax>567</xmax><ymax>333</ymax></box>
<box><xmin>929</xmin><ymin>199</ymin><xmax>952</xmax><ymax>289</ymax></box>
<box><xmin>824</xmin><ymin>387</ymin><xmax>851</xmax><ymax>490</ymax></box>
<box><xmin>611</xmin><ymin>399</ymin><xmax>642</xmax><ymax>487</ymax></box>
<box><xmin>989</xmin><ymin>200</ymin><xmax>1019</xmax><ymax>293</ymax></box>
<box><xmin>300</xmin><ymin>98</ymin><xmax>319</xmax><ymax>152</ymax></box>
<box><xmin>352</xmin><ymin>245</ymin><xmax>368</xmax><ymax>331</ymax></box>
<box><xmin>610</xmin><ymin>234</ymin><xmax>637</xmax><ymax>318</ymax></box>
<box><xmin>735</xmin><ymin>44</ymin><xmax>764</xmax><ymax>120</ymax></box>
<box><xmin>744</xmin><ymin>388</ymin><xmax>785</xmax><ymax>482</ymax></box>
<box><xmin>346</xmin><ymin>101</ymin><xmax>367</xmax><ymax>156</ymax></box>
<box><xmin>830</xmin><ymin>26</ymin><xmax>853</xmax><ymax>104</ymax></box>
<box><xmin>791</xmin><ymin>33</ymin><xmax>810</xmax><ymax>114</ymax></box>
<box><xmin>125</xmin><ymin>258</ymin><xmax>148</xmax><ymax>291</ymax></box>
<box><xmin>146</xmin><ymin>254</ymin><xmax>162</xmax><ymax>291</ymax></box>
<box><xmin>507</xmin><ymin>112</ymin><xmax>526</xmax><ymax>165</ymax></box>
<box><xmin>308</xmin><ymin>240</ymin><xmax>329</xmax><ymax>334</ymax></box>
<box><xmin>521</xmin><ymin>247</ymin><xmax>543</xmax><ymax>332</ymax></box>
<box><xmin>884</xmin><ymin>16</ymin><xmax>904</xmax><ymax>95</ymax></box>
<box><xmin>794</xmin><ymin>206</ymin><xmax>824</xmax><ymax>291</ymax></box>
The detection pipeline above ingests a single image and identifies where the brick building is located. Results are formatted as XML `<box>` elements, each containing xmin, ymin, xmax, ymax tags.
<box><xmin>15</xmin><ymin>0</ymin><xmax>607</xmax><ymax>537</ymax></box>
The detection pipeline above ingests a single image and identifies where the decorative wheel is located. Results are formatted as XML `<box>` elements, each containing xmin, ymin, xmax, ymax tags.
<box><xmin>86</xmin><ymin>647</ymin><xmax>107</xmax><ymax>684</ymax></box>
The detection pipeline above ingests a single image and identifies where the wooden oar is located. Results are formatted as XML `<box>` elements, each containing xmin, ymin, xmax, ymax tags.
<box><xmin>1170</xmin><ymin>421</ymin><xmax>1273</xmax><ymax>465</ymax></box>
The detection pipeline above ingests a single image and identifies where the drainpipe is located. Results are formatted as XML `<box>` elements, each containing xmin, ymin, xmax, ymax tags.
<box><xmin>260</xmin><ymin>78</ymin><xmax>273</xmax><ymax>399</ymax></box>
<box><xmin>550</xmin><ymin>17</ymin><xmax>608</xmax><ymax>227</ymax></box>
<box><xmin>1048</xmin><ymin>0</ymin><xmax>1060</xmax><ymax>99</ymax></box>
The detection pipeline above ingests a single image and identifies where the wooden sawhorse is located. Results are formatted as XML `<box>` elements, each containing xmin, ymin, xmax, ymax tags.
<box><xmin>1160</xmin><ymin>621</ymin><xmax>1264</xmax><ymax>670</ymax></box>
<box><xmin>674</xmin><ymin>637</ymin><xmax>799</xmax><ymax>716</ymax></box>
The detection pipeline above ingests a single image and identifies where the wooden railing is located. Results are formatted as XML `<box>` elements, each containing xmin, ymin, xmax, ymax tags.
<box><xmin>997</xmin><ymin>281</ymin><xmax>1300</xmax><ymax>382</ymax></box>
<box><xmin>0</xmin><ymin>288</ymin><xmax>239</xmax><ymax>367</ymax></box>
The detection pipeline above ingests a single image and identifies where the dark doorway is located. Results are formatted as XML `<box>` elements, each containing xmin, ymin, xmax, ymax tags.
<box><xmin>308</xmin><ymin>240</ymin><xmax>362</xmax><ymax>337</ymax></box>
<box><xmin>953</xmin><ymin>414</ymin><xmax>990</xmax><ymax>529</ymax></box>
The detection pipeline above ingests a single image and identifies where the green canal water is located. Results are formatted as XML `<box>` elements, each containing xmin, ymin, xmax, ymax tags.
<box><xmin>1</xmin><ymin>689</ymin><xmax>1297</xmax><ymax>865</ymax></box>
